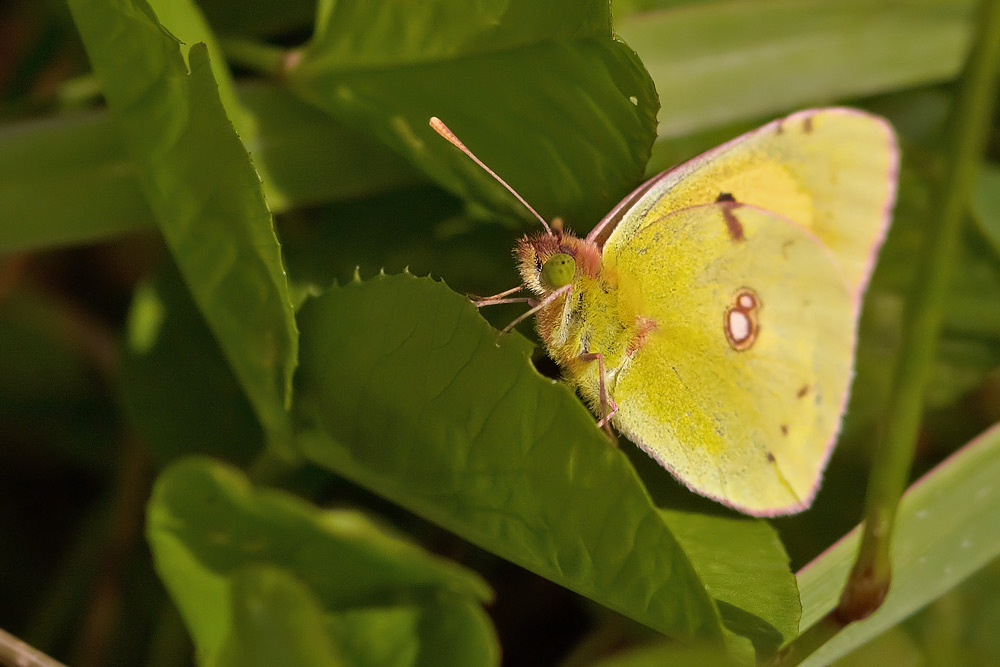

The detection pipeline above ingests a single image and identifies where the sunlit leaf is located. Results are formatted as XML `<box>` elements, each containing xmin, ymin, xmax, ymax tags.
<box><xmin>68</xmin><ymin>0</ymin><xmax>298</xmax><ymax>439</ymax></box>
<box><xmin>796</xmin><ymin>422</ymin><xmax>1000</xmax><ymax>665</ymax></box>
<box><xmin>618</xmin><ymin>0</ymin><xmax>974</xmax><ymax>138</ymax></box>
<box><xmin>288</xmin><ymin>0</ymin><xmax>658</xmax><ymax>228</ymax></box>
<box><xmin>148</xmin><ymin>457</ymin><xmax>498</xmax><ymax>667</ymax></box>
<box><xmin>293</xmin><ymin>272</ymin><xmax>801</xmax><ymax>650</ymax></box>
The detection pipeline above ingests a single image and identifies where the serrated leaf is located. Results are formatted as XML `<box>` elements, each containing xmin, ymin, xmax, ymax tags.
<box><xmin>288</xmin><ymin>0</ymin><xmax>658</xmax><ymax>228</ymax></box>
<box><xmin>618</xmin><ymin>0</ymin><xmax>974</xmax><ymax>138</ymax></box>
<box><xmin>795</xmin><ymin>422</ymin><xmax>1000</xmax><ymax>665</ymax></box>
<box><xmin>141</xmin><ymin>0</ymin><xmax>308</xmax><ymax>212</ymax></box>
<box><xmin>144</xmin><ymin>0</ymin><xmax>240</xmax><ymax>122</ymax></box>
<box><xmin>147</xmin><ymin>457</ymin><xmax>497</xmax><ymax>666</ymax></box>
<box><xmin>67</xmin><ymin>0</ymin><xmax>298</xmax><ymax>439</ymax></box>
<box><xmin>293</xmin><ymin>272</ymin><xmax>800</xmax><ymax>649</ymax></box>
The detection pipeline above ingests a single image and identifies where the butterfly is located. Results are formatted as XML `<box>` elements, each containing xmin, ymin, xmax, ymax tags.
<box><xmin>431</xmin><ymin>109</ymin><xmax>898</xmax><ymax>516</ymax></box>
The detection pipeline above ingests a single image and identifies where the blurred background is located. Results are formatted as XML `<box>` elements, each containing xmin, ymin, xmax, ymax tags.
<box><xmin>1</xmin><ymin>0</ymin><xmax>999</xmax><ymax>665</ymax></box>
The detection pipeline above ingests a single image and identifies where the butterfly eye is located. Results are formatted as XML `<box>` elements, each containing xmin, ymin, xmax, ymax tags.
<box><xmin>540</xmin><ymin>253</ymin><xmax>576</xmax><ymax>289</ymax></box>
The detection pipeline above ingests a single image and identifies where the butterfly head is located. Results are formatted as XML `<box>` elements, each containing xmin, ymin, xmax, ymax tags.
<box><xmin>515</xmin><ymin>231</ymin><xmax>602</xmax><ymax>296</ymax></box>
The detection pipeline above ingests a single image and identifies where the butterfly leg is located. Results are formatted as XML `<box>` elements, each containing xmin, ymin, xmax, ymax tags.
<box><xmin>578</xmin><ymin>352</ymin><xmax>619</xmax><ymax>431</ymax></box>
<box><xmin>496</xmin><ymin>284</ymin><xmax>572</xmax><ymax>337</ymax></box>
<box><xmin>471</xmin><ymin>284</ymin><xmax>531</xmax><ymax>307</ymax></box>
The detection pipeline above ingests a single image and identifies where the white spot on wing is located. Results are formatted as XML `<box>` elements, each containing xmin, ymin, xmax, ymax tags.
<box><xmin>724</xmin><ymin>287</ymin><xmax>761</xmax><ymax>350</ymax></box>
<box><xmin>728</xmin><ymin>310</ymin><xmax>750</xmax><ymax>342</ymax></box>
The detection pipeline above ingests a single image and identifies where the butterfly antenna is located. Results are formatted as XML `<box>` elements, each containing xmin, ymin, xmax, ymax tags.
<box><xmin>429</xmin><ymin>117</ymin><xmax>553</xmax><ymax>235</ymax></box>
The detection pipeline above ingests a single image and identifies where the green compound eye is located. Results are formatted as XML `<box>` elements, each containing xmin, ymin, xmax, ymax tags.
<box><xmin>540</xmin><ymin>253</ymin><xmax>576</xmax><ymax>289</ymax></box>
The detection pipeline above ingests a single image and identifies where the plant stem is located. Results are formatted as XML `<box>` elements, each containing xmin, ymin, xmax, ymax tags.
<box><xmin>70</xmin><ymin>438</ymin><xmax>152</xmax><ymax>667</ymax></box>
<box><xmin>23</xmin><ymin>507</ymin><xmax>107</xmax><ymax>653</ymax></box>
<box><xmin>773</xmin><ymin>613</ymin><xmax>841</xmax><ymax>666</ymax></box>
<box><xmin>247</xmin><ymin>444</ymin><xmax>302</xmax><ymax>487</ymax></box>
<box><xmin>774</xmin><ymin>0</ymin><xmax>1000</xmax><ymax>664</ymax></box>
<box><xmin>220</xmin><ymin>37</ymin><xmax>293</xmax><ymax>78</ymax></box>
<box><xmin>0</xmin><ymin>627</ymin><xmax>68</xmax><ymax>667</ymax></box>
<box><xmin>145</xmin><ymin>602</ymin><xmax>193</xmax><ymax>667</ymax></box>
<box><xmin>839</xmin><ymin>0</ymin><xmax>1000</xmax><ymax>624</ymax></box>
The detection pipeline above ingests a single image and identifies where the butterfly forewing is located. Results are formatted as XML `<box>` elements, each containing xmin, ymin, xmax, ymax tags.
<box><xmin>597</xmin><ymin>108</ymin><xmax>898</xmax><ymax>310</ymax></box>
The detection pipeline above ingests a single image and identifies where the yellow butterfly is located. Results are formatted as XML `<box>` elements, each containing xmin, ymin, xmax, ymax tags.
<box><xmin>432</xmin><ymin>109</ymin><xmax>898</xmax><ymax>516</ymax></box>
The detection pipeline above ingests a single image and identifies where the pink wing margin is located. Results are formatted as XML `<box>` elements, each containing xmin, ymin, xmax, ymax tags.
<box><xmin>587</xmin><ymin>107</ymin><xmax>900</xmax><ymax>313</ymax></box>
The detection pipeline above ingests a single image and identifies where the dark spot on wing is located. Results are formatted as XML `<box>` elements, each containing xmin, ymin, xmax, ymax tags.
<box><xmin>803</xmin><ymin>115</ymin><xmax>814</xmax><ymax>133</ymax></box>
<box><xmin>721</xmin><ymin>204</ymin><xmax>744</xmax><ymax>241</ymax></box>
<box><xmin>716</xmin><ymin>192</ymin><xmax>736</xmax><ymax>203</ymax></box>
<box><xmin>766</xmin><ymin>451</ymin><xmax>776</xmax><ymax>463</ymax></box>
<box><xmin>780</xmin><ymin>424</ymin><xmax>789</xmax><ymax>436</ymax></box>
<box><xmin>797</xmin><ymin>385</ymin><xmax>809</xmax><ymax>399</ymax></box>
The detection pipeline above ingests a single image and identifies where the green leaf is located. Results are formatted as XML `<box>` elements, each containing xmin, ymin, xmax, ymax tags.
<box><xmin>147</xmin><ymin>457</ymin><xmax>498</xmax><ymax>666</ymax></box>
<box><xmin>293</xmin><ymin>272</ymin><xmax>800</xmax><ymax>649</ymax></box>
<box><xmin>0</xmin><ymin>83</ymin><xmax>420</xmax><ymax>253</ymax></box>
<box><xmin>5</xmin><ymin>2</ymin><xmax>980</xmax><ymax>254</ymax></box>
<box><xmin>835</xmin><ymin>559</ymin><xmax>1000</xmax><ymax>665</ymax></box>
<box><xmin>197</xmin><ymin>0</ymin><xmax>315</xmax><ymax>37</ymax></box>
<box><xmin>239</xmin><ymin>83</ymin><xmax>421</xmax><ymax>213</ymax></box>
<box><xmin>972</xmin><ymin>162</ymin><xmax>1000</xmax><ymax>260</ymax></box>
<box><xmin>829</xmin><ymin>626</ymin><xmax>924</xmax><ymax>667</ymax></box>
<box><xmin>141</xmin><ymin>0</ymin><xmax>308</xmax><ymax>213</ymax></box>
<box><xmin>844</xmin><ymin>154</ymin><xmax>1000</xmax><ymax>443</ymax></box>
<box><xmin>288</xmin><ymin>0</ymin><xmax>658</xmax><ymax>228</ymax></box>
<box><xmin>67</xmin><ymin>0</ymin><xmax>298</xmax><ymax>438</ymax></box>
<box><xmin>326</xmin><ymin>597</ymin><xmax>500</xmax><ymax>667</ymax></box>
<box><xmin>795</xmin><ymin>422</ymin><xmax>1000</xmax><ymax>665</ymax></box>
<box><xmin>120</xmin><ymin>263</ymin><xmax>263</xmax><ymax>466</ymax></box>
<box><xmin>0</xmin><ymin>110</ymin><xmax>150</xmax><ymax>251</ymax></box>
<box><xmin>144</xmin><ymin>0</ymin><xmax>240</xmax><ymax>123</ymax></box>
<box><xmin>662</xmin><ymin>510</ymin><xmax>799</xmax><ymax>654</ymax></box>
<box><xmin>218</xmin><ymin>565</ymin><xmax>347</xmax><ymax>667</ymax></box>
<box><xmin>617</xmin><ymin>0</ymin><xmax>975</xmax><ymax>138</ymax></box>
<box><xmin>276</xmin><ymin>184</ymin><xmax>522</xmax><ymax>298</ymax></box>
<box><xmin>587</xmin><ymin>642</ymin><xmax>741</xmax><ymax>667</ymax></box>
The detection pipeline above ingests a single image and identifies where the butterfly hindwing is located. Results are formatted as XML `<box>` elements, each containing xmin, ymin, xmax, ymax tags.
<box><xmin>591</xmin><ymin>203</ymin><xmax>854</xmax><ymax>515</ymax></box>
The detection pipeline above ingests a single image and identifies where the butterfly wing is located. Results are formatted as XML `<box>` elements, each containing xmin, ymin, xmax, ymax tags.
<box><xmin>592</xmin><ymin>108</ymin><xmax>898</xmax><ymax>309</ymax></box>
<box><xmin>599</xmin><ymin>203</ymin><xmax>853</xmax><ymax>515</ymax></box>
